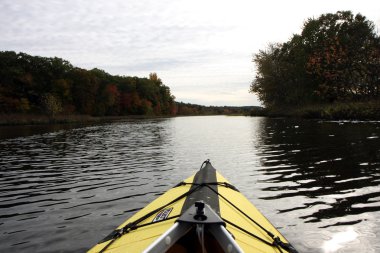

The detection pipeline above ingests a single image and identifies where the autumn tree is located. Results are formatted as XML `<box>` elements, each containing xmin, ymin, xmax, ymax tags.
<box><xmin>304</xmin><ymin>11</ymin><xmax>380</xmax><ymax>101</ymax></box>
<box><xmin>42</xmin><ymin>93</ymin><xmax>62</xmax><ymax>117</ymax></box>
<box><xmin>0</xmin><ymin>51</ymin><xmax>177</xmax><ymax>116</ymax></box>
<box><xmin>250</xmin><ymin>11</ymin><xmax>380</xmax><ymax>107</ymax></box>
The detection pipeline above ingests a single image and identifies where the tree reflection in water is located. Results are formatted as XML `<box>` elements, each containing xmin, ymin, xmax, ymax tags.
<box><xmin>255</xmin><ymin>118</ymin><xmax>380</xmax><ymax>226</ymax></box>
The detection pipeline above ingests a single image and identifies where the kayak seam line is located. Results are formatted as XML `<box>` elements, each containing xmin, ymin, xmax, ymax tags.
<box><xmin>174</xmin><ymin>181</ymin><xmax>239</xmax><ymax>192</ymax></box>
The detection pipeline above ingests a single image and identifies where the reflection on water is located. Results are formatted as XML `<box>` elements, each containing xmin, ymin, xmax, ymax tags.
<box><xmin>253</xmin><ymin>118</ymin><xmax>380</xmax><ymax>252</ymax></box>
<box><xmin>323</xmin><ymin>227</ymin><xmax>358</xmax><ymax>253</ymax></box>
<box><xmin>0</xmin><ymin>116</ymin><xmax>379</xmax><ymax>252</ymax></box>
<box><xmin>0</xmin><ymin>119</ymin><xmax>178</xmax><ymax>252</ymax></box>
<box><xmin>255</xmin><ymin>119</ymin><xmax>380</xmax><ymax>224</ymax></box>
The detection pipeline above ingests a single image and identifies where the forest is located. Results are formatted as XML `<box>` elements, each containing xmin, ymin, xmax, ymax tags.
<box><xmin>0</xmin><ymin>51</ymin><xmax>176</xmax><ymax>117</ymax></box>
<box><xmin>250</xmin><ymin>11</ymin><xmax>380</xmax><ymax>119</ymax></box>
<box><xmin>0</xmin><ymin>51</ymin><xmax>253</xmax><ymax>123</ymax></box>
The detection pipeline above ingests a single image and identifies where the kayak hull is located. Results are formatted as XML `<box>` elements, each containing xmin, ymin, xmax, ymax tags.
<box><xmin>88</xmin><ymin>161</ymin><xmax>296</xmax><ymax>253</ymax></box>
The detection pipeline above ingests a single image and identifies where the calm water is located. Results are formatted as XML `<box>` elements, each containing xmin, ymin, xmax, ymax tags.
<box><xmin>0</xmin><ymin>116</ymin><xmax>380</xmax><ymax>253</ymax></box>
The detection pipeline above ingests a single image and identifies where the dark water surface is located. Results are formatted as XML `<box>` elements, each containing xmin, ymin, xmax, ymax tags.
<box><xmin>0</xmin><ymin>116</ymin><xmax>379</xmax><ymax>252</ymax></box>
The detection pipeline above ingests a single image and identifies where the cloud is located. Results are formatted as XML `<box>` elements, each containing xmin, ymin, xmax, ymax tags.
<box><xmin>1</xmin><ymin>0</ymin><xmax>379</xmax><ymax>106</ymax></box>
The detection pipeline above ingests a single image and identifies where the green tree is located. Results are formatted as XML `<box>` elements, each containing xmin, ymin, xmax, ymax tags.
<box><xmin>250</xmin><ymin>43</ymin><xmax>285</xmax><ymax>107</ymax></box>
<box><xmin>70</xmin><ymin>68</ymin><xmax>99</xmax><ymax>115</ymax></box>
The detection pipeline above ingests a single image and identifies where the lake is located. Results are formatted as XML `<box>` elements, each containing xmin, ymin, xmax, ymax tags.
<box><xmin>0</xmin><ymin>116</ymin><xmax>379</xmax><ymax>252</ymax></box>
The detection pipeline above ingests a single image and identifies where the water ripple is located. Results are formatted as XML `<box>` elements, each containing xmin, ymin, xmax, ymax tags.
<box><xmin>0</xmin><ymin>117</ymin><xmax>379</xmax><ymax>252</ymax></box>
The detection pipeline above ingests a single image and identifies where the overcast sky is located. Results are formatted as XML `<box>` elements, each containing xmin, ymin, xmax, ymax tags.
<box><xmin>1</xmin><ymin>0</ymin><xmax>379</xmax><ymax>106</ymax></box>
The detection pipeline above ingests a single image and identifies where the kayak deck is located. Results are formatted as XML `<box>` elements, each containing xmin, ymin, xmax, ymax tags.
<box><xmin>88</xmin><ymin>160</ymin><xmax>297</xmax><ymax>253</ymax></box>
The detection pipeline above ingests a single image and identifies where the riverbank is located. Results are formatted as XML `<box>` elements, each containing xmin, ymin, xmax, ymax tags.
<box><xmin>0</xmin><ymin>113</ymin><xmax>250</xmax><ymax>126</ymax></box>
<box><xmin>0</xmin><ymin>114</ymin><xmax>171</xmax><ymax>126</ymax></box>
<box><xmin>3</xmin><ymin>101</ymin><xmax>379</xmax><ymax>126</ymax></box>
<box><xmin>250</xmin><ymin>101</ymin><xmax>380</xmax><ymax>120</ymax></box>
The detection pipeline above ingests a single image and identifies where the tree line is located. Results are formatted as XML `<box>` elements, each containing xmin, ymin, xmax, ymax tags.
<box><xmin>0</xmin><ymin>51</ymin><xmax>259</xmax><ymax>120</ymax></box>
<box><xmin>250</xmin><ymin>11</ymin><xmax>380</xmax><ymax>109</ymax></box>
<box><xmin>0</xmin><ymin>51</ymin><xmax>176</xmax><ymax>117</ymax></box>
<box><xmin>176</xmin><ymin>102</ymin><xmax>255</xmax><ymax>116</ymax></box>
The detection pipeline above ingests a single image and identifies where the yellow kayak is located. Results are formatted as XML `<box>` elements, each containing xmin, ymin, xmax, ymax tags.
<box><xmin>88</xmin><ymin>160</ymin><xmax>297</xmax><ymax>253</ymax></box>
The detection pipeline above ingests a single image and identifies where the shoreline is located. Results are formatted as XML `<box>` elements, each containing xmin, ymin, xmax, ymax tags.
<box><xmin>250</xmin><ymin>101</ymin><xmax>380</xmax><ymax>121</ymax></box>
<box><xmin>0</xmin><ymin>113</ymin><xmax>250</xmax><ymax>126</ymax></box>
<box><xmin>0</xmin><ymin>114</ymin><xmax>176</xmax><ymax>126</ymax></box>
<box><xmin>2</xmin><ymin>101</ymin><xmax>380</xmax><ymax>127</ymax></box>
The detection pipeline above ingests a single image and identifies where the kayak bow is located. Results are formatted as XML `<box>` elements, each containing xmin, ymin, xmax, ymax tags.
<box><xmin>88</xmin><ymin>160</ymin><xmax>298</xmax><ymax>253</ymax></box>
